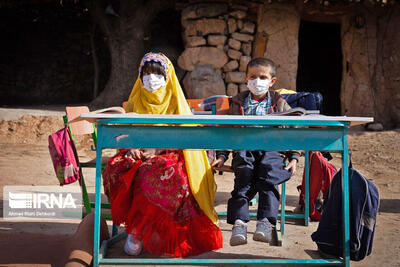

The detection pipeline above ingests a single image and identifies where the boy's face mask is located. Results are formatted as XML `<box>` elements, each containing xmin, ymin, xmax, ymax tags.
<box><xmin>247</xmin><ymin>78</ymin><xmax>270</xmax><ymax>96</ymax></box>
<box><xmin>142</xmin><ymin>74</ymin><xmax>166</xmax><ymax>92</ymax></box>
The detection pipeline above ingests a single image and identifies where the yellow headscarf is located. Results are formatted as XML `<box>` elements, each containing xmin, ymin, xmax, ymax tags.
<box><xmin>125</xmin><ymin>53</ymin><xmax>218</xmax><ymax>224</ymax></box>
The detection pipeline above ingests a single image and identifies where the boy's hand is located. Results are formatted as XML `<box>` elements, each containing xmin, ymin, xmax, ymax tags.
<box><xmin>284</xmin><ymin>159</ymin><xmax>297</xmax><ymax>175</ymax></box>
<box><xmin>211</xmin><ymin>156</ymin><xmax>225</xmax><ymax>173</ymax></box>
<box><xmin>211</xmin><ymin>156</ymin><xmax>225</xmax><ymax>168</ymax></box>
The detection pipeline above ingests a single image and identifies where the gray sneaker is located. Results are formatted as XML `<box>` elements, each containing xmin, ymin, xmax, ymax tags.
<box><xmin>124</xmin><ymin>234</ymin><xmax>143</xmax><ymax>256</ymax></box>
<box><xmin>230</xmin><ymin>219</ymin><xmax>247</xmax><ymax>246</ymax></box>
<box><xmin>253</xmin><ymin>218</ymin><xmax>273</xmax><ymax>243</ymax></box>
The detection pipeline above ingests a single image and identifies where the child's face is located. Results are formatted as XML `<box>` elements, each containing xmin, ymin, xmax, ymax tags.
<box><xmin>245</xmin><ymin>65</ymin><xmax>277</xmax><ymax>85</ymax></box>
<box><xmin>141</xmin><ymin>69</ymin><xmax>164</xmax><ymax>82</ymax></box>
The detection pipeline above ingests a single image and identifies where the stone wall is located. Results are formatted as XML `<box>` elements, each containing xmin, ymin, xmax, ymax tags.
<box><xmin>257</xmin><ymin>2</ymin><xmax>400</xmax><ymax>128</ymax></box>
<box><xmin>341</xmin><ymin>11</ymin><xmax>377</xmax><ymax>118</ymax></box>
<box><xmin>176</xmin><ymin>1</ymin><xmax>400</xmax><ymax>128</ymax></box>
<box><xmin>381</xmin><ymin>6</ymin><xmax>400</xmax><ymax>127</ymax></box>
<box><xmin>258</xmin><ymin>4</ymin><xmax>300</xmax><ymax>91</ymax></box>
<box><xmin>178</xmin><ymin>2</ymin><xmax>257</xmax><ymax>99</ymax></box>
<box><xmin>340</xmin><ymin>5</ymin><xmax>400</xmax><ymax>127</ymax></box>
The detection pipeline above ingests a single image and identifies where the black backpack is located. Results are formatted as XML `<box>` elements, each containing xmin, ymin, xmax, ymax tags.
<box><xmin>311</xmin><ymin>161</ymin><xmax>380</xmax><ymax>261</ymax></box>
<box><xmin>281</xmin><ymin>92</ymin><xmax>323</xmax><ymax>112</ymax></box>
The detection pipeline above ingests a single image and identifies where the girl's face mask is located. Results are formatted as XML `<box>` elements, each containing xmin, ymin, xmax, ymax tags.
<box><xmin>247</xmin><ymin>78</ymin><xmax>270</xmax><ymax>96</ymax></box>
<box><xmin>142</xmin><ymin>74</ymin><xmax>166</xmax><ymax>92</ymax></box>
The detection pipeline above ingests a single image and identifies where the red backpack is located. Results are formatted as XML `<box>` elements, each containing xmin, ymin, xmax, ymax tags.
<box><xmin>297</xmin><ymin>151</ymin><xmax>337</xmax><ymax>221</ymax></box>
<box><xmin>48</xmin><ymin>127</ymin><xmax>81</xmax><ymax>185</ymax></box>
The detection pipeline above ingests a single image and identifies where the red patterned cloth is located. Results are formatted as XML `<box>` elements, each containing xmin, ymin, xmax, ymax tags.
<box><xmin>102</xmin><ymin>149</ymin><xmax>222</xmax><ymax>257</ymax></box>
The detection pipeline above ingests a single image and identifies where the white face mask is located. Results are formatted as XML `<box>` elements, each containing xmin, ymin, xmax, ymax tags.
<box><xmin>247</xmin><ymin>78</ymin><xmax>270</xmax><ymax>96</ymax></box>
<box><xmin>142</xmin><ymin>74</ymin><xmax>166</xmax><ymax>92</ymax></box>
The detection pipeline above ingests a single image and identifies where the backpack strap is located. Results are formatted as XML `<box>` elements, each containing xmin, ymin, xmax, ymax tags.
<box><xmin>349</xmin><ymin>149</ymin><xmax>353</xmax><ymax>168</ymax></box>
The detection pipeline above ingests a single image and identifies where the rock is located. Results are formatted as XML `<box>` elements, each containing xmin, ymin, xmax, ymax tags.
<box><xmin>239</xmin><ymin>56</ymin><xmax>251</xmax><ymax>72</ymax></box>
<box><xmin>227</xmin><ymin>83</ymin><xmax>239</xmax><ymax>96</ymax></box>
<box><xmin>178</xmin><ymin>47</ymin><xmax>228</xmax><ymax>71</ymax></box>
<box><xmin>239</xmin><ymin>83</ymin><xmax>248</xmax><ymax>92</ymax></box>
<box><xmin>237</xmin><ymin>20</ymin><xmax>244</xmax><ymax>30</ymax></box>
<box><xmin>241</xmin><ymin>42</ymin><xmax>252</xmax><ymax>56</ymax></box>
<box><xmin>183</xmin><ymin>19</ymin><xmax>226</xmax><ymax>36</ymax></box>
<box><xmin>231</xmin><ymin>32</ymin><xmax>254</xmax><ymax>42</ymax></box>
<box><xmin>223</xmin><ymin>60</ymin><xmax>239</xmax><ymax>72</ymax></box>
<box><xmin>227</xmin><ymin>49</ymin><xmax>242</xmax><ymax>60</ymax></box>
<box><xmin>241</xmin><ymin>21</ymin><xmax>255</xmax><ymax>34</ymax></box>
<box><xmin>182</xmin><ymin>64</ymin><xmax>226</xmax><ymax>99</ymax></box>
<box><xmin>225</xmin><ymin>71</ymin><xmax>246</xmax><ymax>83</ymax></box>
<box><xmin>181</xmin><ymin>3</ymin><xmax>228</xmax><ymax>20</ymax></box>
<box><xmin>207</xmin><ymin>35</ymin><xmax>227</xmax><ymax>46</ymax></box>
<box><xmin>230</xmin><ymin>4</ymin><xmax>248</xmax><ymax>11</ymax></box>
<box><xmin>366</xmin><ymin>123</ymin><xmax>384</xmax><ymax>131</ymax></box>
<box><xmin>228</xmin><ymin>38</ymin><xmax>241</xmax><ymax>50</ymax></box>
<box><xmin>230</xmin><ymin>10</ymin><xmax>247</xmax><ymax>19</ymax></box>
<box><xmin>227</xmin><ymin>18</ymin><xmax>237</xmax><ymax>33</ymax></box>
<box><xmin>184</xmin><ymin>36</ymin><xmax>206</xmax><ymax>47</ymax></box>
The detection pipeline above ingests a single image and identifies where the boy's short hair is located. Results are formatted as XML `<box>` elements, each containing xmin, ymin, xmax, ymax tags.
<box><xmin>246</xmin><ymin>57</ymin><xmax>277</xmax><ymax>77</ymax></box>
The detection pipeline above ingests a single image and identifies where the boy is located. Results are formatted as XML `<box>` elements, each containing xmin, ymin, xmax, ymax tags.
<box><xmin>211</xmin><ymin>57</ymin><xmax>299</xmax><ymax>246</ymax></box>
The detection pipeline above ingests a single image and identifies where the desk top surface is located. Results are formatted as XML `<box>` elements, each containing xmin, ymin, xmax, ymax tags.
<box><xmin>80</xmin><ymin>113</ymin><xmax>373</xmax><ymax>127</ymax></box>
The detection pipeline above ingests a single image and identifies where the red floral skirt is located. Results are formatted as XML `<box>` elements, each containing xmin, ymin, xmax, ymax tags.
<box><xmin>102</xmin><ymin>149</ymin><xmax>223</xmax><ymax>257</ymax></box>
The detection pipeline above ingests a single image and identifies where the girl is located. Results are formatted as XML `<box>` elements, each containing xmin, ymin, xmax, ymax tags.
<box><xmin>102</xmin><ymin>52</ymin><xmax>222</xmax><ymax>257</ymax></box>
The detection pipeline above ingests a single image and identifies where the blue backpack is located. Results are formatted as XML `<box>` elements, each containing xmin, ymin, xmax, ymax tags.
<box><xmin>311</xmin><ymin>161</ymin><xmax>379</xmax><ymax>261</ymax></box>
<box><xmin>281</xmin><ymin>92</ymin><xmax>323</xmax><ymax>112</ymax></box>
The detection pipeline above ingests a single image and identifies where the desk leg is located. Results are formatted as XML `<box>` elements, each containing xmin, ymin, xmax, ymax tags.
<box><xmin>93</xmin><ymin>125</ymin><xmax>103</xmax><ymax>267</ymax></box>
<box><xmin>280</xmin><ymin>182</ymin><xmax>286</xmax><ymax>235</ymax></box>
<box><xmin>342</xmin><ymin>128</ymin><xmax>350</xmax><ymax>267</ymax></box>
<box><xmin>304</xmin><ymin>150</ymin><xmax>309</xmax><ymax>226</ymax></box>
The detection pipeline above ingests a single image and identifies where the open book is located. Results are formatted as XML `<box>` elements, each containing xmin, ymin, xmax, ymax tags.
<box><xmin>267</xmin><ymin>107</ymin><xmax>319</xmax><ymax>116</ymax></box>
<box><xmin>90</xmin><ymin>106</ymin><xmax>125</xmax><ymax>114</ymax></box>
<box><xmin>67</xmin><ymin>106</ymin><xmax>125</xmax><ymax>125</ymax></box>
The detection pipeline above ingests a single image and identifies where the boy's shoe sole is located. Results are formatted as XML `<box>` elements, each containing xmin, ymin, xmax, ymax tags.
<box><xmin>253</xmin><ymin>231</ymin><xmax>272</xmax><ymax>243</ymax></box>
<box><xmin>230</xmin><ymin>234</ymin><xmax>247</xmax><ymax>246</ymax></box>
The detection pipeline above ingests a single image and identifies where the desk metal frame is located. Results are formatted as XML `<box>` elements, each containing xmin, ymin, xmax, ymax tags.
<box><xmin>84</xmin><ymin>113</ymin><xmax>372</xmax><ymax>267</ymax></box>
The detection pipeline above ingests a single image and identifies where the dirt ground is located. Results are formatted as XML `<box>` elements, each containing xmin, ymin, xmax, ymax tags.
<box><xmin>0</xmin><ymin>109</ymin><xmax>399</xmax><ymax>266</ymax></box>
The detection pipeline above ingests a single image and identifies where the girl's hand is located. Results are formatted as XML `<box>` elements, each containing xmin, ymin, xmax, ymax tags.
<box><xmin>127</xmin><ymin>149</ymin><xmax>166</xmax><ymax>161</ymax></box>
<box><xmin>142</xmin><ymin>149</ymin><xmax>166</xmax><ymax>160</ymax></box>
<box><xmin>126</xmin><ymin>149</ymin><xmax>144</xmax><ymax>160</ymax></box>
<box><xmin>284</xmin><ymin>159</ymin><xmax>297</xmax><ymax>175</ymax></box>
<box><xmin>141</xmin><ymin>149</ymin><xmax>157</xmax><ymax>160</ymax></box>
<box><xmin>154</xmin><ymin>149</ymin><xmax>165</xmax><ymax>155</ymax></box>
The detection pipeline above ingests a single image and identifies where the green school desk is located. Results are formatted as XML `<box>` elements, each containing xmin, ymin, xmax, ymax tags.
<box><xmin>80</xmin><ymin>113</ymin><xmax>373</xmax><ymax>267</ymax></box>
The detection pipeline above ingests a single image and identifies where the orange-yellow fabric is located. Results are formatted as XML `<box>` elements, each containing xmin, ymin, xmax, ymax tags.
<box><xmin>124</xmin><ymin>53</ymin><xmax>218</xmax><ymax>224</ymax></box>
<box><xmin>276</xmin><ymin>88</ymin><xmax>296</xmax><ymax>94</ymax></box>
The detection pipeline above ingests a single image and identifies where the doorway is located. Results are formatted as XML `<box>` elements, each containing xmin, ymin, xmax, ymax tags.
<box><xmin>296</xmin><ymin>20</ymin><xmax>342</xmax><ymax>115</ymax></box>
